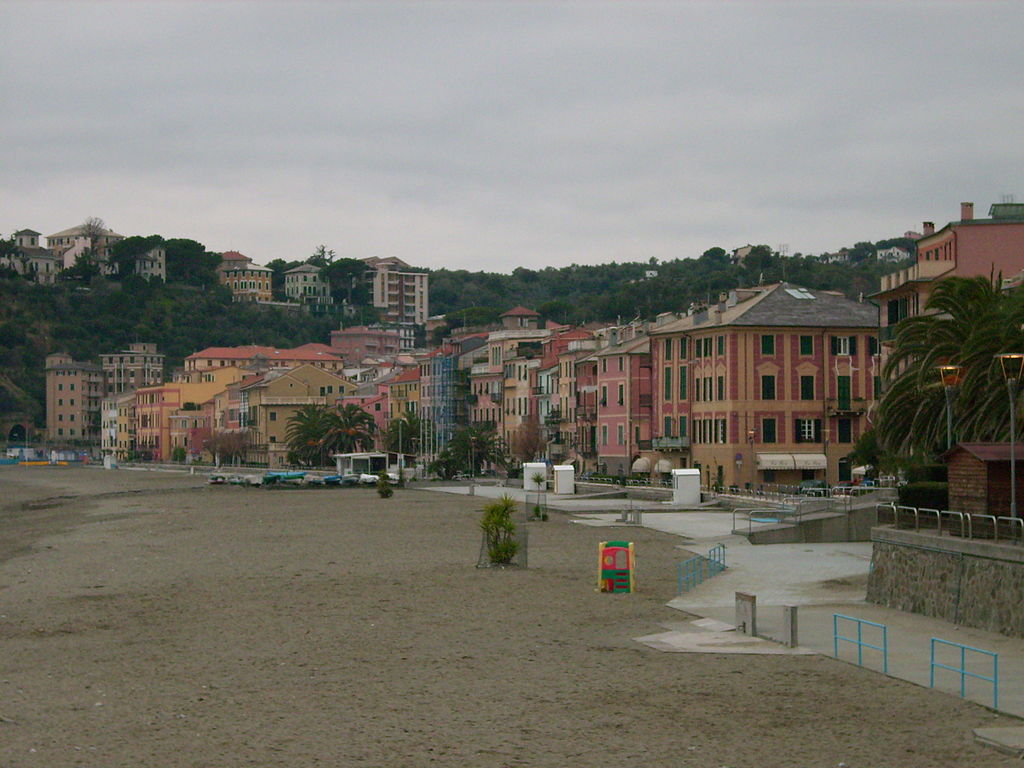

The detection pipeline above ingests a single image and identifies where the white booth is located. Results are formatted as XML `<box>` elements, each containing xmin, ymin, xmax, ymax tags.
<box><xmin>671</xmin><ymin>468</ymin><xmax>702</xmax><ymax>506</ymax></box>
<box><xmin>523</xmin><ymin>462</ymin><xmax>548</xmax><ymax>491</ymax></box>
<box><xmin>552</xmin><ymin>465</ymin><xmax>575</xmax><ymax>495</ymax></box>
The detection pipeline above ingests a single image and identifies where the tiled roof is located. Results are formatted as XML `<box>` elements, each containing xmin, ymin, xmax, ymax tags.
<box><xmin>391</xmin><ymin>368</ymin><xmax>421</xmax><ymax>383</ymax></box>
<box><xmin>188</xmin><ymin>345</ymin><xmax>344</xmax><ymax>362</ymax></box>
<box><xmin>501</xmin><ymin>306</ymin><xmax>540</xmax><ymax>317</ymax></box>
<box><xmin>652</xmin><ymin>283</ymin><xmax>877</xmax><ymax>333</ymax></box>
<box><xmin>14</xmin><ymin>229</ymin><xmax>40</xmax><ymax>236</ymax></box>
<box><xmin>941</xmin><ymin>443</ymin><xmax>1020</xmax><ymax>463</ymax></box>
<box><xmin>220</xmin><ymin>251</ymin><xmax>249</xmax><ymax>261</ymax></box>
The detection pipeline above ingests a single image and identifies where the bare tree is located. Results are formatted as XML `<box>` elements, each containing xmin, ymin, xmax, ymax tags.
<box><xmin>204</xmin><ymin>430</ymin><xmax>250</xmax><ymax>466</ymax></box>
<box><xmin>510</xmin><ymin>419</ymin><xmax>543</xmax><ymax>463</ymax></box>
<box><xmin>80</xmin><ymin>217</ymin><xmax>107</xmax><ymax>246</ymax></box>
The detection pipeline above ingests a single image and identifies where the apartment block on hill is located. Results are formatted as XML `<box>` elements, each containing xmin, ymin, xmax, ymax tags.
<box><xmin>364</xmin><ymin>256</ymin><xmax>428</xmax><ymax>325</ymax></box>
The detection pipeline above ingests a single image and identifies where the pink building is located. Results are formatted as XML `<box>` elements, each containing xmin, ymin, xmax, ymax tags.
<box><xmin>593</xmin><ymin>336</ymin><xmax>652</xmax><ymax>476</ymax></box>
<box><xmin>329</xmin><ymin>326</ymin><xmax>402</xmax><ymax>364</ymax></box>
<box><xmin>874</xmin><ymin>201</ymin><xmax>1024</xmax><ymax>342</ymax></box>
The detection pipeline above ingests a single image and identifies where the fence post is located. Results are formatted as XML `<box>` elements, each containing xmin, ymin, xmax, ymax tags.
<box><xmin>782</xmin><ymin>605</ymin><xmax>798</xmax><ymax>648</ymax></box>
<box><xmin>735</xmin><ymin>592</ymin><xmax>757</xmax><ymax>636</ymax></box>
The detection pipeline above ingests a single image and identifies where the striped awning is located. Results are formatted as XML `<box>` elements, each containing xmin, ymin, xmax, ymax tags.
<box><xmin>756</xmin><ymin>453</ymin><xmax>796</xmax><ymax>470</ymax></box>
<box><xmin>631</xmin><ymin>457</ymin><xmax>651</xmax><ymax>473</ymax></box>
<box><xmin>792</xmin><ymin>453</ymin><xmax>827</xmax><ymax>470</ymax></box>
<box><xmin>655</xmin><ymin>459</ymin><xmax>673</xmax><ymax>473</ymax></box>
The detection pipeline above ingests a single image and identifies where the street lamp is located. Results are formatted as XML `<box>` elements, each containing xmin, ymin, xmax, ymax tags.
<box><xmin>996</xmin><ymin>353</ymin><xmax>1024</xmax><ymax>517</ymax></box>
<box><xmin>937</xmin><ymin>364</ymin><xmax>962</xmax><ymax>450</ymax></box>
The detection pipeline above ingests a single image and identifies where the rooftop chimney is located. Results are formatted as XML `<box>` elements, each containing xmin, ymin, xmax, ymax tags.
<box><xmin>923</xmin><ymin>221</ymin><xmax>935</xmax><ymax>236</ymax></box>
<box><xmin>961</xmin><ymin>202</ymin><xmax>974</xmax><ymax>221</ymax></box>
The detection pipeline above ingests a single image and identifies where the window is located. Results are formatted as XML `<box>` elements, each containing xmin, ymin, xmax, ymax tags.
<box><xmin>601</xmin><ymin>386</ymin><xmax>608</xmax><ymax>407</ymax></box>
<box><xmin>833</xmin><ymin>376</ymin><xmax>851</xmax><ymax>413</ymax></box>
<box><xmin>601</xmin><ymin>358</ymin><xmax>607</xmax><ymax>373</ymax></box>
<box><xmin>695</xmin><ymin>339</ymin><xmax>702</xmax><ymax>358</ymax></box>
<box><xmin>717</xmin><ymin>335</ymin><xmax>725</xmax><ymax>355</ymax></box>
<box><xmin>800</xmin><ymin>376</ymin><xmax>815</xmax><ymax>400</ymax></box>
<box><xmin>703</xmin><ymin>338</ymin><xmax>713</xmax><ymax>357</ymax></box>
<box><xmin>618</xmin><ymin>356</ymin><xmax>623</xmax><ymax>372</ymax></box>
<box><xmin>617</xmin><ymin>384</ymin><xmax>624</xmax><ymax>406</ymax></box>
<box><xmin>762</xmin><ymin>418</ymin><xmax>777</xmax><ymax>443</ymax></box>
<box><xmin>794</xmin><ymin>418</ymin><xmax>822</xmax><ymax>443</ymax></box>
<box><xmin>664</xmin><ymin>338</ymin><xmax>673</xmax><ymax>361</ymax></box>
<box><xmin>838</xmin><ymin>418</ymin><xmax>852</xmax><ymax>443</ymax></box>
<box><xmin>601</xmin><ymin>425</ymin><xmax>608</xmax><ymax>445</ymax></box>
<box><xmin>874</xmin><ymin>375</ymin><xmax>882</xmax><ymax>398</ymax></box>
<box><xmin>269</xmin><ymin>411</ymin><xmax>277</xmax><ymax>422</ymax></box>
<box><xmin>717</xmin><ymin>376</ymin><xmax>725</xmax><ymax>401</ymax></box>
<box><xmin>678</xmin><ymin>415</ymin><xmax>687</xmax><ymax>438</ymax></box>
<box><xmin>679</xmin><ymin>337</ymin><xmax>688</xmax><ymax>359</ymax></box>
<box><xmin>800</xmin><ymin>335</ymin><xmax>813</xmax><ymax>355</ymax></box>
<box><xmin>663</xmin><ymin>367</ymin><xmax>672</xmax><ymax>401</ymax></box>
<box><xmin>717</xmin><ymin>418</ymin><xmax>727</xmax><ymax>443</ymax></box>
<box><xmin>664</xmin><ymin>416</ymin><xmax>673</xmax><ymax>437</ymax></box>
<box><xmin>761</xmin><ymin>375</ymin><xmax>776</xmax><ymax>400</ymax></box>
<box><xmin>761</xmin><ymin>335</ymin><xmax>775</xmax><ymax>355</ymax></box>
<box><xmin>831</xmin><ymin>336</ymin><xmax>858</xmax><ymax>356</ymax></box>
<box><xmin>679</xmin><ymin>366</ymin><xmax>687</xmax><ymax>400</ymax></box>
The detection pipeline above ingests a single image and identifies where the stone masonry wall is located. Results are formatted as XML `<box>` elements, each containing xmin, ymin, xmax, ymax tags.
<box><xmin>868</xmin><ymin>538</ymin><xmax>1024</xmax><ymax>637</ymax></box>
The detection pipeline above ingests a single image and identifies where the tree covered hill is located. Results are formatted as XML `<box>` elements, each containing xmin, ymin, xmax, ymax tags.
<box><xmin>0</xmin><ymin>235</ymin><xmax>909</xmax><ymax>428</ymax></box>
<box><xmin>428</xmin><ymin>241</ymin><xmax>910</xmax><ymax>329</ymax></box>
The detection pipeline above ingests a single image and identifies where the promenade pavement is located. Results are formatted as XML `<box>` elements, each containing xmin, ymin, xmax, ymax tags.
<box><xmin>428</xmin><ymin>483</ymin><xmax>1024</xmax><ymax>723</ymax></box>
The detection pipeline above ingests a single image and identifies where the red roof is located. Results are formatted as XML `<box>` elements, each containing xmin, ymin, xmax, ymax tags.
<box><xmin>188</xmin><ymin>345</ymin><xmax>344</xmax><ymax>362</ymax></box>
<box><xmin>501</xmin><ymin>306</ymin><xmax>539</xmax><ymax>317</ymax></box>
<box><xmin>941</xmin><ymin>443</ymin><xmax>1022</xmax><ymax>463</ymax></box>
<box><xmin>220</xmin><ymin>251</ymin><xmax>249</xmax><ymax>261</ymax></box>
<box><xmin>391</xmin><ymin>368</ymin><xmax>421</xmax><ymax>383</ymax></box>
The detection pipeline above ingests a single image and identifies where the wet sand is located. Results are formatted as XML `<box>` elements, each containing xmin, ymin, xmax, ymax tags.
<box><xmin>0</xmin><ymin>465</ymin><xmax>1017</xmax><ymax>767</ymax></box>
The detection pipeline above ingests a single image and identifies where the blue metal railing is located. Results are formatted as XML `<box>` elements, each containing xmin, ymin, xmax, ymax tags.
<box><xmin>930</xmin><ymin>638</ymin><xmax>999</xmax><ymax>709</ymax></box>
<box><xmin>676</xmin><ymin>545</ymin><xmax>726</xmax><ymax>594</ymax></box>
<box><xmin>833</xmin><ymin>614</ymin><xmax>889</xmax><ymax>674</ymax></box>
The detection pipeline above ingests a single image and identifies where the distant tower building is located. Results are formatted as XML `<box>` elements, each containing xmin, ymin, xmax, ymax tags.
<box><xmin>45</xmin><ymin>353</ymin><xmax>104</xmax><ymax>443</ymax></box>
<box><xmin>99</xmin><ymin>342</ymin><xmax>166</xmax><ymax>396</ymax></box>
<box><xmin>363</xmin><ymin>256</ymin><xmax>429</xmax><ymax>325</ymax></box>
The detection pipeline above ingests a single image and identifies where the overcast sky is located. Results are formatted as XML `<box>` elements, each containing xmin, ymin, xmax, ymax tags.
<box><xmin>3</xmin><ymin>1</ymin><xmax>1023</xmax><ymax>271</ymax></box>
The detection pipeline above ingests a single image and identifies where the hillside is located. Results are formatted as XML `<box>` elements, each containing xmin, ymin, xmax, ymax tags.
<box><xmin>0</xmin><ymin>238</ymin><xmax>908</xmax><ymax>428</ymax></box>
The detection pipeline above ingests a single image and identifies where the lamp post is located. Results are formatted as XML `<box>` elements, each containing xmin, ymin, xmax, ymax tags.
<box><xmin>937</xmin><ymin>364</ymin><xmax>962</xmax><ymax>450</ymax></box>
<box><xmin>996</xmin><ymin>353</ymin><xmax>1024</xmax><ymax>517</ymax></box>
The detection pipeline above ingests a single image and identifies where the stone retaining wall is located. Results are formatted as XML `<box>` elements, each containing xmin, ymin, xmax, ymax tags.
<box><xmin>867</xmin><ymin>527</ymin><xmax>1024</xmax><ymax>637</ymax></box>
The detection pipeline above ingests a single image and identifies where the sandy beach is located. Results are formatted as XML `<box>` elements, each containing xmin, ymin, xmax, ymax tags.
<box><xmin>0</xmin><ymin>466</ymin><xmax>1017</xmax><ymax>767</ymax></box>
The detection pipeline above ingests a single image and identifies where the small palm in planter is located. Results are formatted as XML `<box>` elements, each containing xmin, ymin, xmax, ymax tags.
<box><xmin>376</xmin><ymin>472</ymin><xmax>394</xmax><ymax>498</ymax></box>
<box><xmin>479</xmin><ymin>495</ymin><xmax>519</xmax><ymax>565</ymax></box>
<box><xmin>531</xmin><ymin>471</ymin><xmax>547</xmax><ymax>489</ymax></box>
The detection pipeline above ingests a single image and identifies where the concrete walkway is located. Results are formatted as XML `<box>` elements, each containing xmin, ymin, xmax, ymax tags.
<box><xmin>430</xmin><ymin>482</ymin><xmax>1024</xmax><ymax>721</ymax></box>
<box><xmin>575</xmin><ymin>509</ymin><xmax>1024</xmax><ymax>718</ymax></box>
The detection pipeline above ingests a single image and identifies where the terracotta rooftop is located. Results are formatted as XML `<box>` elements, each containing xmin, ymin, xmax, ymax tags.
<box><xmin>188</xmin><ymin>345</ymin><xmax>344</xmax><ymax>362</ymax></box>
<box><xmin>501</xmin><ymin>306</ymin><xmax>540</xmax><ymax>317</ymax></box>
<box><xmin>941</xmin><ymin>443</ymin><xmax>1022</xmax><ymax>463</ymax></box>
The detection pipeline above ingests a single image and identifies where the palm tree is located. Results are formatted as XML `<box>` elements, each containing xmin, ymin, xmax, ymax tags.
<box><xmin>321</xmin><ymin>403</ymin><xmax>377</xmax><ymax>454</ymax></box>
<box><xmin>878</xmin><ymin>276</ymin><xmax>1024</xmax><ymax>457</ymax></box>
<box><xmin>285</xmin><ymin>404</ymin><xmax>334</xmax><ymax>466</ymax></box>
<box><xmin>448</xmin><ymin>425</ymin><xmax>508</xmax><ymax>476</ymax></box>
<box><xmin>384</xmin><ymin>413</ymin><xmax>421</xmax><ymax>455</ymax></box>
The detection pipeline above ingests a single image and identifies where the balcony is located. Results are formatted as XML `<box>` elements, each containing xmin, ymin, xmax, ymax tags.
<box><xmin>652</xmin><ymin>436</ymin><xmax>690</xmax><ymax>450</ymax></box>
<box><xmin>827</xmin><ymin>398</ymin><xmax>867</xmax><ymax>417</ymax></box>
<box><xmin>578</xmin><ymin>408</ymin><xmax>597</xmax><ymax>422</ymax></box>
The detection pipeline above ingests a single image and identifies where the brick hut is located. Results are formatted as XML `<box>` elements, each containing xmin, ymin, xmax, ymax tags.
<box><xmin>940</xmin><ymin>442</ymin><xmax>1024</xmax><ymax>516</ymax></box>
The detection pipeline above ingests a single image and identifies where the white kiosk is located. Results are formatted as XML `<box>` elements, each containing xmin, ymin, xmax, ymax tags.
<box><xmin>523</xmin><ymin>462</ymin><xmax>548</xmax><ymax>491</ymax></box>
<box><xmin>552</xmin><ymin>465</ymin><xmax>575</xmax><ymax>495</ymax></box>
<box><xmin>671</xmin><ymin>468</ymin><xmax>702</xmax><ymax>506</ymax></box>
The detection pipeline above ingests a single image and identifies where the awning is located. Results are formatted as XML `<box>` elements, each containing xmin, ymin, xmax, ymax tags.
<box><xmin>852</xmin><ymin>465</ymin><xmax>869</xmax><ymax>476</ymax></box>
<box><xmin>756</xmin><ymin>453</ymin><xmax>796</xmax><ymax>470</ymax></box>
<box><xmin>654</xmin><ymin>459</ymin><xmax>673</xmax><ymax>473</ymax></box>
<box><xmin>631</xmin><ymin>457</ymin><xmax>651</xmax><ymax>473</ymax></box>
<box><xmin>792</xmin><ymin>453</ymin><xmax>827</xmax><ymax>470</ymax></box>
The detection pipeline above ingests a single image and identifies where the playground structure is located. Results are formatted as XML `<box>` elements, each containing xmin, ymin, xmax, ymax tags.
<box><xmin>598</xmin><ymin>541</ymin><xmax>635</xmax><ymax>593</ymax></box>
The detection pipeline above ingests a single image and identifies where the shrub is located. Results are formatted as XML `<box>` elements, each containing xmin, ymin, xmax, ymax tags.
<box><xmin>171</xmin><ymin>446</ymin><xmax>186</xmax><ymax>463</ymax></box>
<box><xmin>905</xmin><ymin>464</ymin><xmax>948</xmax><ymax>483</ymax></box>
<box><xmin>898</xmin><ymin>481</ymin><xmax>949</xmax><ymax>510</ymax></box>
<box><xmin>376</xmin><ymin>472</ymin><xmax>394</xmax><ymax>498</ymax></box>
<box><xmin>480</xmin><ymin>495</ymin><xmax>518</xmax><ymax>565</ymax></box>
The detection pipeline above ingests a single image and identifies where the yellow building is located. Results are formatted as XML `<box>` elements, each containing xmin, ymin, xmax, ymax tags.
<box><xmin>388</xmin><ymin>367</ymin><xmax>420</xmax><ymax>418</ymax></box>
<box><xmin>241</xmin><ymin>364</ymin><xmax>357</xmax><ymax>468</ymax></box>
<box><xmin>134</xmin><ymin>366</ymin><xmax>244</xmax><ymax>461</ymax></box>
